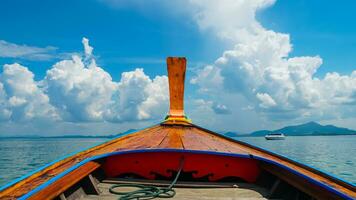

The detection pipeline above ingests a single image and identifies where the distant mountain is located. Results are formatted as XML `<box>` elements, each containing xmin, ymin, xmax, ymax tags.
<box><xmin>107</xmin><ymin>129</ymin><xmax>137</xmax><ymax>138</ymax></box>
<box><xmin>250</xmin><ymin>121</ymin><xmax>356</xmax><ymax>136</ymax></box>
<box><xmin>248</xmin><ymin>130</ymin><xmax>271</xmax><ymax>136</ymax></box>
<box><xmin>223</xmin><ymin>132</ymin><xmax>240</xmax><ymax>137</ymax></box>
<box><xmin>0</xmin><ymin>129</ymin><xmax>138</xmax><ymax>139</ymax></box>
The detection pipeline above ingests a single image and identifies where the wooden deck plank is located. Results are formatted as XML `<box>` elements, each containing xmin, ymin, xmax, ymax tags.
<box><xmin>186</xmin><ymin>127</ymin><xmax>248</xmax><ymax>154</ymax></box>
<box><xmin>114</xmin><ymin>126</ymin><xmax>167</xmax><ymax>151</ymax></box>
<box><xmin>180</xmin><ymin>128</ymin><xmax>217</xmax><ymax>151</ymax></box>
<box><xmin>80</xmin><ymin>182</ymin><xmax>270</xmax><ymax>200</ymax></box>
<box><xmin>157</xmin><ymin>127</ymin><xmax>184</xmax><ymax>149</ymax></box>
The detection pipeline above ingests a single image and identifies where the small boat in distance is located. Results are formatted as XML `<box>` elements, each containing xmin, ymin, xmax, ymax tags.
<box><xmin>265</xmin><ymin>133</ymin><xmax>285</xmax><ymax>140</ymax></box>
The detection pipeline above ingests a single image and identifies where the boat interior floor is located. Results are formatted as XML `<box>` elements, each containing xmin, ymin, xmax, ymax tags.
<box><xmin>78</xmin><ymin>178</ymin><xmax>274</xmax><ymax>200</ymax></box>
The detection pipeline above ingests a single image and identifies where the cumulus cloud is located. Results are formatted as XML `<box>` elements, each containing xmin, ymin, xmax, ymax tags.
<box><xmin>189</xmin><ymin>0</ymin><xmax>275</xmax><ymax>41</ymax></box>
<box><xmin>137</xmin><ymin>74</ymin><xmax>168</xmax><ymax>120</ymax></box>
<box><xmin>45</xmin><ymin>55</ymin><xmax>117</xmax><ymax>122</ymax></box>
<box><xmin>0</xmin><ymin>63</ymin><xmax>58</xmax><ymax>122</ymax></box>
<box><xmin>192</xmin><ymin>99</ymin><xmax>231</xmax><ymax>115</ymax></box>
<box><xmin>0</xmin><ymin>40</ymin><xmax>57</xmax><ymax>60</ymax></box>
<box><xmin>212</xmin><ymin>103</ymin><xmax>231</xmax><ymax>114</ymax></box>
<box><xmin>189</xmin><ymin>0</ymin><xmax>356</xmax><ymax>121</ymax></box>
<box><xmin>82</xmin><ymin>37</ymin><xmax>93</xmax><ymax>57</ymax></box>
<box><xmin>256</xmin><ymin>93</ymin><xmax>276</xmax><ymax>109</ymax></box>
<box><xmin>44</xmin><ymin>38</ymin><xmax>168</xmax><ymax>122</ymax></box>
<box><xmin>106</xmin><ymin>68</ymin><xmax>168</xmax><ymax>122</ymax></box>
<box><xmin>0</xmin><ymin>37</ymin><xmax>169</xmax><ymax>127</ymax></box>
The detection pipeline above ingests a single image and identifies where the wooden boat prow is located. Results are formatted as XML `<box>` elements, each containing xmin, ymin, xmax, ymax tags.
<box><xmin>0</xmin><ymin>57</ymin><xmax>355</xmax><ymax>200</ymax></box>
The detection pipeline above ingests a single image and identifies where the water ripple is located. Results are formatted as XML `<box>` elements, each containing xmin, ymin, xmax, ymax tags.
<box><xmin>237</xmin><ymin>135</ymin><xmax>356</xmax><ymax>185</ymax></box>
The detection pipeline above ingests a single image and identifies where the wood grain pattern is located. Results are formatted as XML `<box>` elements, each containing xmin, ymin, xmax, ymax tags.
<box><xmin>158</xmin><ymin>127</ymin><xmax>184</xmax><ymax>149</ymax></box>
<box><xmin>0</xmin><ymin>123</ymin><xmax>355</xmax><ymax>199</ymax></box>
<box><xmin>28</xmin><ymin>161</ymin><xmax>100</xmax><ymax>200</ymax></box>
<box><xmin>167</xmin><ymin>57</ymin><xmax>186</xmax><ymax>118</ymax></box>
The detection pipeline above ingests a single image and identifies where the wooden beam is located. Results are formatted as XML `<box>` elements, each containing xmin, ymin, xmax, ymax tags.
<box><xmin>28</xmin><ymin>161</ymin><xmax>101</xmax><ymax>200</ymax></box>
<box><xmin>59</xmin><ymin>193</ymin><xmax>66</xmax><ymax>200</ymax></box>
<box><xmin>87</xmin><ymin>174</ymin><xmax>100</xmax><ymax>194</ymax></box>
<box><xmin>260</xmin><ymin>162</ymin><xmax>345</xmax><ymax>200</ymax></box>
<box><xmin>269</xmin><ymin>178</ymin><xmax>280</xmax><ymax>197</ymax></box>
<box><xmin>167</xmin><ymin>57</ymin><xmax>186</xmax><ymax>118</ymax></box>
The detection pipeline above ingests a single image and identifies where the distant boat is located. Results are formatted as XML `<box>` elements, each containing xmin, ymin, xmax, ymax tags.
<box><xmin>0</xmin><ymin>57</ymin><xmax>355</xmax><ymax>200</ymax></box>
<box><xmin>265</xmin><ymin>133</ymin><xmax>285</xmax><ymax>140</ymax></box>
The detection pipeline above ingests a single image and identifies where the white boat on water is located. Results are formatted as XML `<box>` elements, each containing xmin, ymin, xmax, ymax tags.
<box><xmin>265</xmin><ymin>133</ymin><xmax>285</xmax><ymax>140</ymax></box>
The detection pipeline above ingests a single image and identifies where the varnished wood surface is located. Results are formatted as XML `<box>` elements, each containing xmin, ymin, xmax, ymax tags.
<box><xmin>28</xmin><ymin>161</ymin><xmax>100</xmax><ymax>200</ymax></box>
<box><xmin>167</xmin><ymin>57</ymin><xmax>186</xmax><ymax>118</ymax></box>
<box><xmin>0</xmin><ymin>123</ymin><xmax>355</xmax><ymax>199</ymax></box>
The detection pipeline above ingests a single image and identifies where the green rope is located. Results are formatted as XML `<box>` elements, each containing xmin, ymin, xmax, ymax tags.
<box><xmin>109</xmin><ymin>157</ymin><xmax>185</xmax><ymax>200</ymax></box>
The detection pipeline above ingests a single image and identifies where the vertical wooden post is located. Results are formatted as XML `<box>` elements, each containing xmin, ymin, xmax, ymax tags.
<box><xmin>166</xmin><ymin>57</ymin><xmax>187</xmax><ymax>121</ymax></box>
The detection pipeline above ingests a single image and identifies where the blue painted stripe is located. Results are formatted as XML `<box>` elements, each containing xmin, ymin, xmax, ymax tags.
<box><xmin>18</xmin><ymin>149</ymin><xmax>354</xmax><ymax>200</ymax></box>
<box><xmin>0</xmin><ymin>124</ymin><xmax>158</xmax><ymax>192</ymax></box>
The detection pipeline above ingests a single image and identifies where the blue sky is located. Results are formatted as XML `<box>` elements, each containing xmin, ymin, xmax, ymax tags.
<box><xmin>0</xmin><ymin>0</ymin><xmax>221</xmax><ymax>79</ymax></box>
<box><xmin>258</xmin><ymin>0</ymin><xmax>356</xmax><ymax>76</ymax></box>
<box><xmin>0</xmin><ymin>0</ymin><xmax>355</xmax><ymax>136</ymax></box>
<box><xmin>1</xmin><ymin>0</ymin><xmax>355</xmax><ymax>78</ymax></box>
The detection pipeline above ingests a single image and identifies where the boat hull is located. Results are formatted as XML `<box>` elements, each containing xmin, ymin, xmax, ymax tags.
<box><xmin>0</xmin><ymin>125</ymin><xmax>354</xmax><ymax>200</ymax></box>
<box><xmin>265</xmin><ymin>136</ymin><xmax>285</xmax><ymax>140</ymax></box>
<box><xmin>103</xmin><ymin>151</ymin><xmax>260</xmax><ymax>183</ymax></box>
<box><xmin>1</xmin><ymin>149</ymin><xmax>355</xmax><ymax>200</ymax></box>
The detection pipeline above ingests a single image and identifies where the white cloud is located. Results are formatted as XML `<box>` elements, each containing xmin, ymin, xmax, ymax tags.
<box><xmin>0</xmin><ymin>40</ymin><xmax>57</xmax><ymax>60</ymax></box>
<box><xmin>190</xmin><ymin>99</ymin><xmax>230</xmax><ymax>116</ymax></box>
<box><xmin>0</xmin><ymin>37</ymin><xmax>169</xmax><ymax>135</ymax></box>
<box><xmin>0</xmin><ymin>63</ymin><xmax>59</xmax><ymax>122</ymax></box>
<box><xmin>190</xmin><ymin>65</ymin><xmax>223</xmax><ymax>92</ymax></box>
<box><xmin>82</xmin><ymin>37</ymin><xmax>93</xmax><ymax>57</ymax></box>
<box><xmin>137</xmin><ymin>75</ymin><xmax>168</xmax><ymax>120</ymax></box>
<box><xmin>189</xmin><ymin>0</ymin><xmax>275</xmax><ymax>41</ymax></box>
<box><xmin>212</xmin><ymin>103</ymin><xmax>231</xmax><ymax>114</ymax></box>
<box><xmin>8</xmin><ymin>96</ymin><xmax>27</xmax><ymax>107</ymax></box>
<box><xmin>43</xmin><ymin>38</ymin><xmax>168</xmax><ymax>123</ymax></box>
<box><xmin>106</xmin><ymin>68</ymin><xmax>168</xmax><ymax>122</ymax></box>
<box><xmin>189</xmin><ymin>0</ymin><xmax>356</xmax><ymax>122</ymax></box>
<box><xmin>1</xmin><ymin>1</ymin><xmax>356</xmax><ymax>134</ymax></box>
<box><xmin>256</xmin><ymin>93</ymin><xmax>276</xmax><ymax>109</ymax></box>
<box><xmin>45</xmin><ymin>55</ymin><xmax>117</xmax><ymax>121</ymax></box>
<box><xmin>0</xmin><ymin>83</ymin><xmax>11</xmax><ymax>121</ymax></box>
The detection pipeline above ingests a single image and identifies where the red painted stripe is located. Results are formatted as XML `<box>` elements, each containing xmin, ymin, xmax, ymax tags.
<box><xmin>103</xmin><ymin>152</ymin><xmax>260</xmax><ymax>183</ymax></box>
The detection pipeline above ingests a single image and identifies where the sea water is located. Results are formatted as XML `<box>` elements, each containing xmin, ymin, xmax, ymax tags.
<box><xmin>236</xmin><ymin>135</ymin><xmax>356</xmax><ymax>185</ymax></box>
<box><xmin>0</xmin><ymin>135</ymin><xmax>355</xmax><ymax>187</ymax></box>
<box><xmin>0</xmin><ymin>138</ymin><xmax>107</xmax><ymax>187</ymax></box>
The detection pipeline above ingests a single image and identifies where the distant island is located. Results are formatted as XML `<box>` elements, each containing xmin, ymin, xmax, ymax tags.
<box><xmin>224</xmin><ymin>121</ymin><xmax>356</xmax><ymax>137</ymax></box>
<box><xmin>0</xmin><ymin>129</ymin><xmax>137</xmax><ymax>139</ymax></box>
<box><xmin>2</xmin><ymin>122</ymin><xmax>356</xmax><ymax>138</ymax></box>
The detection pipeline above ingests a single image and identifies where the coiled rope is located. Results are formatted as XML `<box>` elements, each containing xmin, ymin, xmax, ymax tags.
<box><xmin>109</xmin><ymin>157</ymin><xmax>185</xmax><ymax>200</ymax></box>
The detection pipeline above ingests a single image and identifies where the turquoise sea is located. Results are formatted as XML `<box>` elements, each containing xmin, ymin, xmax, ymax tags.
<box><xmin>0</xmin><ymin>135</ymin><xmax>355</xmax><ymax>187</ymax></box>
